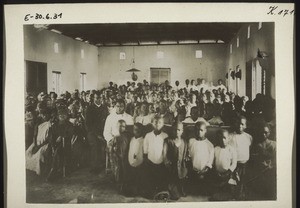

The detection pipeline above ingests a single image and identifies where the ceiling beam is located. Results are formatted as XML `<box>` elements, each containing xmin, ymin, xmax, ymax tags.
<box><xmin>47</xmin><ymin>23</ymin><xmax>245</xmax><ymax>45</ymax></box>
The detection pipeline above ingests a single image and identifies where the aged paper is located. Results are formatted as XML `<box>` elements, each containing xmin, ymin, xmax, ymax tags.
<box><xmin>4</xmin><ymin>3</ymin><xmax>295</xmax><ymax>208</ymax></box>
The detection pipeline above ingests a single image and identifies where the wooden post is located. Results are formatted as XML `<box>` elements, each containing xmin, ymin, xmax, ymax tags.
<box><xmin>62</xmin><ymin>137</ymin><xmax>66</xmax><ymax>177</ymax></box>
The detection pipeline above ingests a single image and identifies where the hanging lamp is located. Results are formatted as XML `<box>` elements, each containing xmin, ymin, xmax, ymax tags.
<box><xmin>126</xmin><ymin>46</ymin><xmax>140</xmax><ymax>81</ymax></box>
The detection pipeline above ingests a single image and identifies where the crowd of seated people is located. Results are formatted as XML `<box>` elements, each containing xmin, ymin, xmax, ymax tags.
<box><xmin>25</xmin><ymin>78</ymin><xmax>276</xmax><ymax>201</ymax></box>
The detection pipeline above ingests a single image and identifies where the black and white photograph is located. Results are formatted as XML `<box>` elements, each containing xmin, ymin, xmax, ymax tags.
<box><xmin>23</xmin><ymin>21</ymin><xmax>277</xmax><ymax>203</ymax></box>
<box><xmin>4</xmin><ymin>3</ymin><xmax>295</xmax><ymax>208</ymax></box>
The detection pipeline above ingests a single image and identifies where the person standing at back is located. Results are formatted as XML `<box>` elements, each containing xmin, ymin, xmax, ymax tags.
<box><xmin>104</xmin><ymin>99</ymin><xmax>134</xmax><ymax>173</ymax></box>
<box><xmin>85</xmin><ymin>92</ymin><xmax>108</xmax><ymax>174</ymax></box>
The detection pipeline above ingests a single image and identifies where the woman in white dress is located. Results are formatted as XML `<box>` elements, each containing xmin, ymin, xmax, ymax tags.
<box><xmin>26</xmin><ymin>108</ymin><xmax>53</xmax><ymax>176</ymax></box>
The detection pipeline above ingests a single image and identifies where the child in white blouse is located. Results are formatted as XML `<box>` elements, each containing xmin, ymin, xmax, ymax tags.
<box><xmin>135</xmin><ymin>102</ymin><xmax>152</xmax><ymax>126</ymax></box>
<box><xmin>187</xmin><ymin>121</ymin><xmax>216</xmax><ymax>195</ymax></box>
<box><xmin>123</xmin><ymin>123</ymin><xmax>144</xmax><ymax>196</ymax></box>
<box><xmin>229</xmin><ymin>116</ymin><xmax>253</xmax><ymax>199</ymax></box>
<box><xmin>143</xmin><ymin>115</ymin><xmax>169</xmax><ymax>198</ymax></box>
<box><xmin>188</xmin><ymin>122</ymin><xmax>214</xmax><ymax>172</ymax></box>
<box><xmin>213</xmin><ymin>129</ymin><xmax>237</xmax><ymax>194</ymax></box>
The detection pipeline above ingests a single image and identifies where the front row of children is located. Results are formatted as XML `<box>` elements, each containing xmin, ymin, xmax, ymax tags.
<box><xmin>110</xmin><ymin>115</ymin><xmax>272</xmax><ymax>200</ymax></box>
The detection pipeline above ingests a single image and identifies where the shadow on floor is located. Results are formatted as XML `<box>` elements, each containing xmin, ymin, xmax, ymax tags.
<box><xmin>26</xmin><ymin>167</ymin><xmax>275</xmax><ymax>203</ymax></box>
<box><xmin>26</xmin><ymin>168</ymin><xmax>210</xmax><ymax>203</ymax></box>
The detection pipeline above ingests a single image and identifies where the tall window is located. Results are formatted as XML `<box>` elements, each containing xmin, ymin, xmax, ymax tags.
<box><xmin>262</xmin><ymin>69</ymin><xmax>266</xmax><ymax>95</ymax></box>
<box><xmin>52</xmin><ymin>71</ymin><xmax>61</xmax><ymax>95</ymax></box>
<box><xmin>251</xmin><ymin>60</ymin><xmax>265</xmax><ymax>99</ymax></box>
<box><xmin>150</xmin><ymin>68</ymin><xmax>170</xmax><ymax>84</ymax></box>
<box><xmin>236</xmin><ymin>68</ymin><xmax>240</xmax><ymax>95</ymax></box>
<box><xmin>247</xmin><ymin>25</ymin><xmax>251</xmax><ymax>39</ymax></box>
<box><xmin>80</xmin><ymin>73</ymin><xmax>87</xmax><ymax>92</ymax></box>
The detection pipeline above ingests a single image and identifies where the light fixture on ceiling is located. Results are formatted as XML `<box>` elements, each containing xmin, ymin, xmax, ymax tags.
<box><xmin>217</xmin><ymin>40</ymin><xmax>225</xmax><ymax>43</ymax></box>
<box><xmin>178</xmin><ymin>40</ymin><xmax>198</xmax><ymax>44</ymax></box>
<box><xmin>50</xmin><ymin>29</ymin><xmax>62</xmax><ymax>34</ymax></box>
<box><xmin>104</xmin><ymin>43</ymin><xmax>120</xmax><ymax>46</ymax></box>
<box><xmin>95</xmin><ymin>43</ymin><xmax>103</xmax><ymax>46</ymax></box>
<box><xmin>126</xmin><ymin>47</ymin><xmax>140</xmax><ymax>81</ymax></box>
<box><xmin>160</xmin><ymin>41</ymin><xmax>178</xmax><ymax>45</ymax></box>
<box><xmin>199</xmin><ymin>40</ymin><xmax>217</xmax><ymax>43</ymax></box>
<box><xmin>75</xmin><ymin>37</ymin><xmax>83</xmax><ymax>41</ymax></box>
<box><xmin>139</xmin><ymin>41</ymin><xmax>158</xmax><ymax>45</ymax></box>
<box><xmin>122</xmin><ymin>42</ymin><xmax>139</xmax><ymax>46</ymax></box>
<box><xmin>33</xmin><ymin>24</ymin><xmax>49</xmax><ymax>31</ymax></box>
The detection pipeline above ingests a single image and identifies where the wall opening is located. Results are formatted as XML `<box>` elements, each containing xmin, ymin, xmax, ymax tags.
<box><xmin>52</xmin><ymin>71</ymin><xmax>62</xmax><ymax>95</ymax></box>
<box><xmin>25</xmin><ymin>60</ymin><xmax>48</xmax><ymax>95</ymax></box>
<box><xmin>150</xmin><ymin>67</ymin><xmax>171</xmax><ymax>85</ymax></box>
<box><xmin>80</xmin><ymin>72</ymin><xmax>87</xmax><ymax>92</ymax></box>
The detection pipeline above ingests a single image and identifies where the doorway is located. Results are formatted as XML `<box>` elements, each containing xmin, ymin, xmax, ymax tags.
<box><xmin>150</xmin><ymin>67</ymin><xmax>171</xmax><ymax>85</ymax></box>
<box><xmin>52</xmin><ymin>71</ymin><xmax>62</xmax><ymax>95</ymax></box>
<box><xmin>80</xmin><ymin>72</ymin><xmax>87</xmax><ymax>92</ymax></box>
<box><xmin>25</xmin><ymin>60</ymin><xmax>47</xmax><ymax>95</ymax></box>
<box><xmin>246</xmin><ymin>59</ymin><xmax>265</xmax><ymax>100</ymax></box>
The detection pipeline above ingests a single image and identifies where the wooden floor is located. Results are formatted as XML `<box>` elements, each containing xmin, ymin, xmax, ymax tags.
<box><xmin>26</xmin><ymin>167</ymin><xmax>275</xmax><ymax>203</ymax></box>
<box><xmin>26</xmin><ymin>168</ymin><xmax>211</xmax><ymax>203</ymax></box>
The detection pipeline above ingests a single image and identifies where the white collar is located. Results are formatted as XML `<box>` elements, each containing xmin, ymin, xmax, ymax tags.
<box><xmin>94</xmin><ymin>103</ymin><xmax>101</xmax><ymax>108</ymax></box>
<box><xmin>116</xmin><ymin>112</ymin><xmax>127</xmax><ymax>117</ymax></box>
<box><xmin>152</xmin><ymin>131</ymin><xmax>163</xmax><ymax>136</ymax></box>
<box><xmin>133</xmin><ymin>136</ymin><xmax>143</xmax><ymax>140</ymax></box>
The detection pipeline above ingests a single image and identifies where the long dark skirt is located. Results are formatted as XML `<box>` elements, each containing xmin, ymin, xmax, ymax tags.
<box><xmin>142</xmin><ymin>160</ymin><xmax>167</xmax><ymax>198</ymax></box>
<box><xmin>122</xmin><ymin>164</ymin><xmax>144</xmax><ymax>196</ymax></box>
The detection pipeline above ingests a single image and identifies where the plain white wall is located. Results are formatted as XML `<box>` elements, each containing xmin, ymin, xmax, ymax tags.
<box><xmin>97</xmin><ymin>44</ymin><xmax>228</xmax><ymax>88</ymax></box>
<box><xmin>24</xmin><ymin>25</ymin><xmax>99</xmax><ymax>93</ymax></box>
<box><xmin>227</xmin><ymin>22</ymin><xmax>275</xmax><ymax>98</ymax></box>
<box><xmin>24</xmin><ymin>24</ymin><xmax>274</xmax><ymax>97</ymax></box>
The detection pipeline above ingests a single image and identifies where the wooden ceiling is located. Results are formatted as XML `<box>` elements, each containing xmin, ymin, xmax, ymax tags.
<box><xmin>47</xmin><ymin>23</ymin><xmax>245</xmax><ymax>46</ymax></box>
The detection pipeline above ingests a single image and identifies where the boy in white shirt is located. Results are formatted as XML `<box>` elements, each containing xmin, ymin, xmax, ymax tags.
<box><xmin>184</xmin><ymin>79</ymin><xmax>190</xmax><ymax>91</ymax></box>
<box><xmin>104</xmin><ymin>99</ymin><xmax>134</xmax><ymax>143</ymax></box>
<box><xmin>135</xmin><ymin>102</ymin><xmax>152</xmax><ymax>126</ymax></box>
<box><xmin>143</xmin><ymin>115</ymin><xmax>169</xmax><ymax>198</ymax></box>
<box><xmin>185</xmin><ymin>93</ymin><xmax>197</xmax><ymax>117</ymax></box>
<box><xmin>111</xmin><ymin>120</ymin><xmax>131</xmax><ymax>192</ymax></box>
<box><xmin>214</xmin><ymin>129</ymin><xmax>237</xmax><ymax>190</ymax></box>
<box><xmin>190</xmin><ymin>79</ymin><xmax>198</xmax><ymax>92</ymax></box>
<box><xmin>188</xmin><ymin>121</ymin><xmax>214</xmax><ymax>181</ymax></box>
<box><xmin>123</xmin><ymin>123</ymin><xmax>144</xmax><ymax>196</ymax></box>
<box><xmin>104</xmin><ymin>99</ymin><xmax>134</xmax><ymax>173</ymax></box>
<box><xmin>183</xmin><ymin>106</ymin><xmax>210</xmax><ymax>139</ymax></box>
<box><xmin>250</xmin><ymin>124</ymin><xmax>276</xmax><ymax>199</ymax></box>
<box><xmin>229</xmin><ymin>116</ymin><xmax>253</xmax><ymax>199</ymax></box>
<box><xmin>216</xmin><ymin>79</ymin><xmax>227</xmax><ymax>93</ymax></box>
<box><xmin>198</xmin><ymin>79</ymin><xmax>208</xmax><ymax>94</ymax></box>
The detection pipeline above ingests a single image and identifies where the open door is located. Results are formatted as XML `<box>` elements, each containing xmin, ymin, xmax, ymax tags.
<box><xmin>246</xmin><ymin>60</ymin><xmax>252</xmax><ymax>100</ymax></box>
<box><xmin>245</xmin><ymin>59</ymin><xmax>266</xmax><ymax>100</ymax></box>
<box><xmin>25</xmin><ymin>60</ymin><xmax>47</xmax><ymax>95</ymax></box>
